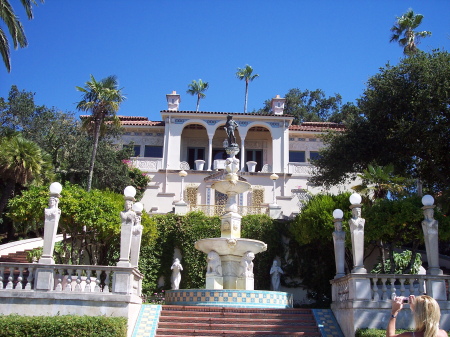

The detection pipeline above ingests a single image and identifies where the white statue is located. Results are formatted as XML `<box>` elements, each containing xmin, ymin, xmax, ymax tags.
<box><xmin>44</xmin><ymin>196</ymin><xmax>61</xmax><ymax>221</ymax></box>
<box><xmin>270</xmin><ymin>260</ymin><xmax>283</xmax><ymax>291</ymax></box>
<box><xmin>117</xmin><ymin>198</ymin><xmax>136</xmax><ymax>267</ymax></box>
<box><xmin>120</xmin><ymin>199</ymin><xmax>135</xmax><ymax>227</ymax></box>
<box><xmin>349</xmin><ymin>206</ymin><xmax>366</xmax><ymax>273</ymax></box>
<box><xmin>206</xmin><ymin>250</ymin><xmax>222</xmax><ymax>277</ymax></box>
<box><xmin>422</xmin><ymin>205</ymin><xmax>441</xmax><ymax>274</ymax></box>
<box><xmin>332</xmin><ymin>217</ymin><xmax>346</xmax><ymax>278</ymax></box>
<box><xmin>239</xmin><ymin>251</ymin><xmax>255</xmax><ymax>278</ymax></box>
<box><xmin>171</xmin><ymin>258</ymin><xmax>183</xmax><ymax>290</ymax></box>
<box><xmin>130</xmin><ymin>209</ymin><xmax>144</xmax><ymax>268</ymax></box>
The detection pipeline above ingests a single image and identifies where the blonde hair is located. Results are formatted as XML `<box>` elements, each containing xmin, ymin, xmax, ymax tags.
<box><xmin>413</xmin><ymin>295</ymin><xmax>441</xmax><ymax>337</ymax></box>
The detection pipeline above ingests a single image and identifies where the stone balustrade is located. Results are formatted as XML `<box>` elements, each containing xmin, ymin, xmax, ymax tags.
<box><xmin>331</xmin><ymin>273</ymin><xmax>450</xmax><ymax>337</ymax></box>
<box><xmin>189</xmin><ymin>204</ymin><xmax>268</xmax><ymax>217</ymax></box>
<box><xmin>287</xmin><ymin>163</ymin><xmax>314</xmax><ymax>176</ymax></box>
<box><xmin>131</xmin><ymin>157</ymin><xmax>163</xmax><ymax>172</ymax></box>
<box><xmin>0</xmin><ymin>262</ymin><xmax>143</xmax><ymax>296</ymax></box>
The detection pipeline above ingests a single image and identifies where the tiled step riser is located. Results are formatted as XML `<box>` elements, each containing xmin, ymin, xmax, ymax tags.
<box><xmin>158</xmin><ymin>324</ymin><xmax>319</xmax><ymax>332</ymax></box>
<box><xmin>156</xmin><ymin>331</ymin><xmax>321</xmax><ymax>336</ymax></box>
<box><xmin>158</xmin><ymin>318</ymin><xmax>316</xmax><ymax>325</ymax></box>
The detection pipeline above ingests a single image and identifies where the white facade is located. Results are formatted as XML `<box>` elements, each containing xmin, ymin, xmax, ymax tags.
<box><xmin>115</xmin><ymin>92</ymin><xmax>348</xmax><ymax>218</ymax></box>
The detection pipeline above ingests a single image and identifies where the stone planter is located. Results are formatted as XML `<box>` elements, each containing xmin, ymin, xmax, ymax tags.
<box><xmin>195</xmin><ymin>159</ymin><xmax>205</xmax><ymax>171</ymax></box>
<box><xmin>246</xmin><ymin>161</ymin><xmax>257</xmax><ymax>172</ymax></box>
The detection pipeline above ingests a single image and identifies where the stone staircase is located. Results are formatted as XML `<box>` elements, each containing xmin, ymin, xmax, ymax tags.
<box><xmin>155</xmin><ymin>305</ymin><xmax>322</xmax><ymax>336</ymax></box>
<box><xmin>0</xmin><ymin>250</ymin><xmax>30</xmax><ymax>263</ymax></box>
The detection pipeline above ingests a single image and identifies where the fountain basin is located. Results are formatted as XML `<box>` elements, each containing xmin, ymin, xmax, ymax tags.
<box><xmin>195</xmin><ymin>237</ymin><xmax>267</xmax><ymax>256</ymax></box>
<box><xmin>211</xmin><ymin>180</ymin><xmax>251</xmax><ymax>195</ymax></box>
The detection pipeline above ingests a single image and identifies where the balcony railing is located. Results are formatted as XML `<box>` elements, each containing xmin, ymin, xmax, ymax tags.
<box><xmin>131</xmin><ymin>157</ymin><xmax>163</xmax><ymax>172</ymax></box>
<box><xmin>189</xmin><ymin>205</ymin><xmax>268</xmax><ymax>216</ymax></box>
<box><xmin>287</xmin><ymin>163</ymin><xmax>314</xmax><ymax>176</ymax></box>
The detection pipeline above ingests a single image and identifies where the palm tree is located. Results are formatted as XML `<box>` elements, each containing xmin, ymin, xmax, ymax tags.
<box><xmin>186</xmin><ymin>79</ymin><xmax>209</xmax><ymax>112</ymax></box>
<box><xmin>390</xmin><ymin>9</ymin><xmax>431</xmax><ymax>56</ymax></box>
<box><xmin>0</xmin><ymin>134</ymin><xmax>49</xmax><ymax>215</ymax></box>
<box><xmin>0</xmin><ymin>0</ymin><xmax>43</xmax><ymax>72</ymax></box>
<box><xmin>76</xmin><ymin>75</ymin><xmax>125</xmax><ymax>191</ymax></box>
<box><xmin>236</xmin><ymin>65</ymin><xmax>259</xmax><ymax>113</ymax></box>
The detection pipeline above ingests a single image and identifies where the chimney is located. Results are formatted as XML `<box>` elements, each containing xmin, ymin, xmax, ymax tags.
<box><xmin>166</xmin><ymin>91</ymin><xmax>181</xmax><ymax>111</ymax></box>
<box><xmin>271</xmin><ymin>95</ymin><xmax>286</xmax><ymax>115</ymax></box>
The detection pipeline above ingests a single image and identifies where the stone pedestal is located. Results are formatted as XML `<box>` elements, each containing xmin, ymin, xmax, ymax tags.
<box><xmin>221</xmin><ymin>255</ymin><xmax>241</xmax><ymax>289</ymax></box>
<box><xmin>206</xmin><ymin>276</ymin><xmax>223</xmax><ymax>289</ymax></box>
<box><xmin>39</xmin><ymin>217</ymin><xmax>60</xmax><ymax>264</ymax></box>
<box><xmin>427</xmin><ymin>279</ymin><xmax>447</xmax><ymax>300</ymax></box>
<box><xmin>35</xmin><ymin>268</ymin><xmax>55</xmax><ymax>291</ymax></box>
<box><xmin>348</xmin><ymin>277</ymin><xmax>371</xmax><ymax>301</ymax></box>
<box><xmin>268</xmin><ymin>204</ymin><xmax>282</xmax><ymax>219</ymax></box>
<box><xmin>174</xmin><ymin>201</ymin><xmax>188</xmax><ymax>215</ymax></box>
<box><xmin>237</xmin><ymin>277</ymin><xmax>254</xmax><ymax>290</ymax></box>
<box><xmin>220</xmin><ymin>212</ymin><xmax>241</xmax><ymax>238</ymax></box>
<box><xmin>113</xmin><ymin>271</ymin><xmax>134</xmax><ymax>294</ymax></box>
<box><xmin>117</xmin><ymin>223</ymin><xmax>133</xmax><ymax>267</ymax></box>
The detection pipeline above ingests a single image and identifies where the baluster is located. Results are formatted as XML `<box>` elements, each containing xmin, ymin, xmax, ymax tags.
<box><xmin>25</xmin><ymin>267</ymin><xmax>34</xmax><ymax>290</ymax></box>
<box><xmin>0</xmin><ymin>266</ymin><xmax>4</xmax><ymax>289</ymax></box>
<box><xmin>6</xmin><ymin>267</ymin><xmax>14</xmax><ymax>289</ymax></box>
<box><xmin>399</xmin><ymin>278</ymin><xmax>406</xmax><ymax>297</ymax></box>
<box><xmin>15</xmin><ymin>267</ymin><xmax>24</xmax><ymax>290</ymax></box>
<box><xmin>84</xmin><ymin>269</ymin><xmax>92</xmax><ymax>292</ymax></box>
<box><xmin>55</xmin><ymin>268</ymin><xmax>63</xmax><ymax>292</ymax></box>
<box><xmin>103</xmin><ymin>270</ymin><xmax>110</xmax><ymax>293</ymax></box>
<box><xmin>94</xmin><ymin>270</ymin><xmax>102</xmax><ymax>293</ymax></box>
<box><xmin>65</xmin><ymin>268</ymin><xmax>73</xmax><ymax>292</ymax></box>
<box><xmin>408</xmin><ymin>277</ymin><xmax>415</xmax><ymax>297</ymax></box>
<box><xmin>75</xmin><ymin>269</ymin><xmax>82</xmax><ymax>292</ymax></box>
<box><xmin>390</xmin><ymin>277</ymin><xmax>397</xmax><ymax>298</ymax></box>
<box><xmin>418</xmin><ymin>277</ymin><xmax>425</xmax><ymax>294</ymax></box>
<box><xmin>381</xmin><ymin>277</ymin><xmax>388</xmax><ymax>300</ymax></box>
<box><xmin>372</xmin><ymin>277</ymin><xmax>379</xmax><ymax>301</ymax></box>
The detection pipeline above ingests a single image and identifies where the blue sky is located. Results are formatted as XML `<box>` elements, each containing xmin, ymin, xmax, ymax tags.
<box><xmin>0</xmin><ymin>1</ymin><xmax>449</xmax><ymax>122</ymax></box>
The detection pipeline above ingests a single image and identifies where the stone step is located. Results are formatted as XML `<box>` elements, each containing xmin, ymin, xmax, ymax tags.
<box><xmin>155</xmin><ymin>305</ymin><xmax>320</xmax><ymax>337</ymax></box>
<box><xmin>0</xmin><ymin>250</ymin><xmax>31</xmax><ymax>263</ymax></box>
<box><xmin>156</xmin><ymin>328</ymin><xmax>321</xmax><ymax>336</ymax></box>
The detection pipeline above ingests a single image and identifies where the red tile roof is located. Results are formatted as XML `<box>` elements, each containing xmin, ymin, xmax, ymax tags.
<box><xmin>160</xmin><ymin>110</ymin><xmax>294</xmax><ymax>117</ymax></box>
<box><xmin>289</xmin><ymin>122</ymin><xmax>345</xmax><ymax>132</ymax></box>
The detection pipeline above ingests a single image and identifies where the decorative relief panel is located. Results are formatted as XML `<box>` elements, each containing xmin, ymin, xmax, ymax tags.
<box><xmin>268</xmin><ymin>122</ymin><xmax>281</xmax><ymax>128</ymax></box>
<box><xmin>174</xmin><ymin>119</ymin><xmax>188</xmax><ymax>124</ymax></box>
<box><xmin>238</xmin><ymin>121</ymin><xmax>249</xmax><ymax>127</ymax></box>
<box><xmin>204</xmin><ymin>120</ymin><xmax>218</xmax><ymax>125</ymax></box>
<box><xmin>186</xmin><ymin>185</ymin><xmax>199</xmax><ymax>206</ymax></box>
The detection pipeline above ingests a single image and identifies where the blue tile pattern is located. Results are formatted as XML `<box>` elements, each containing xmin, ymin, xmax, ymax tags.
<box><xmin>132</xmin><ymin>304</ymin><xmax>161</xmax><ymax>337</ymax></box>
<box><xmin>165</xmin><ymin>289</ymin><xmax>293</xmax><ymax>308</ymax></box>
<box><xmin>313</xmin><ymin>309</ymin><xmax>345</xmax><ymax>337</ymax></box>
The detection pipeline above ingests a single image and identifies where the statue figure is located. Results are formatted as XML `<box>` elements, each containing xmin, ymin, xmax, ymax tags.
<box><xmin>349</xmin><ymin>205</ymin><xmax>366</xmax><ymax>273</ymax></box>
<box><xmin>206</xmin><ymin>250</ymin><xmax>222</xmax><ymax>277</ymax></box>
<box><xmin>224</xmin><ymin>115</ymin><xmax>238</xmax><ymax>146</ymax></box>
<box><xmin>422</xmin><ymin>205</ymin><xmax>441</xmax><ymax>274</ymax></box>
<box><xmin>239</xmin><ymin>251</ymin><xmax>255</xmax><ymax>278</ymax></box>
<box><xmin>130</xmin><ymin>210</ymin><xmax>144</xmax><ymax>268</ymax></box>
<box><xmin>120</xmin><ymin>199</ymin><xmax>135</xmax><ymax>227</ymax></box>
<box><xmin>332</xmin><ymin>217</ymin><xmax>346</xmax><ymax>278</ymax></box>
<box><xmin>171</xmin><ymin>258</ymin><xmax>183</xmax><ymax>290</ymax></box>
<box><xmin>270</xmin><ymin>260</ymin><xmax>283</xmax><ymax>291</ymax></box>
<box><xmin>44</xmin><ymin>196</ymin><xmax>61</xmax><ymax>222</ymax></box>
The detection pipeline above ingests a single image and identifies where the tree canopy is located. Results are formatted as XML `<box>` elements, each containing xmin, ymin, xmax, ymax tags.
<box><xmin>236</xmin><ymin>65</ymin><xmax>259</xmax><ymax>114</ymax></box>
<box><xmin>311</xmin><ymin>50</ymin><xmax>450</xmax><ymax>204</ymax></box>
<box><xmin>186</xmin><ymin>79</ymin><xmax>209</xmax><ymax>112</ymax></box>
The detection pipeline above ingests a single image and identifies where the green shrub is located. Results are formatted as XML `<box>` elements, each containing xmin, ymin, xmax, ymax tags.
<box><xmin>0</xmin><ymin>315</ymin><xmax>127</xmax><ymax>337</ymax></box>
<box><xmin>355</xmin><ymin>329</ymin><xmax>450</xmax><ymax>337</ymax></box>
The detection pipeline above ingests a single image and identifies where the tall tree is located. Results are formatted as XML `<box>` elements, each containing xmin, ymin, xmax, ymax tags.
<box><xmin>186</xmin><ymin>79</ymin><xmax>209</xmax><ymax>112</ymax></box>
<box><xmin>0</xmin><ymin>0</ymin><xmax>43</xmax><ymax>72</ymax></box>
<box><xmin>390</xmin><ymin>9</ymin><xmax>431</xmax><ymax>56</ymax></box>
<box><xmin>236</xmin><ymin>65</ymin><xmax>259</xmax><ymax>113</ymax></box>
<box><xmin>76</xmin><ymin>75</ymin><xmax>125</xmax><ymax>191</ymax></box>
<box><xmin>311</xmin><ymin>51</ymin><xmax>450</xmax><ymax>203</ymax></box>
<box><xmin>0</xmin><ymin>134</ymin><xmax>51</xmax><ymax>217</ymax></box>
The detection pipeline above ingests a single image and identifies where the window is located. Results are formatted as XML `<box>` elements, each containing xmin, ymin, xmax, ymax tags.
<box><xmin>246</xmin><ymin>150</ymin><xmax>263</xmax><ymax>172</ymax></box>
<box><xmin>187</xmin><ymin>147</ymin><xmax>205</xmax><ymax>170</ymax></box>
<box><xmin>144</xmin><ymin>145</ymin><xmax>163</xmax><ymax>158</ymax></box>
<box><xmin>124</xmin><ymin>145</ymin><xmax>141</xmax><ymax>157</ymax></box>
<box><xmin>310</xmin><ymin>151</ymin><xmax>321</xmax><ymax>161</ymax></box>
<box><xmin>289</xmin><ymin>151</ymin><xmax>305</xmax><ymax>163</ymax></box>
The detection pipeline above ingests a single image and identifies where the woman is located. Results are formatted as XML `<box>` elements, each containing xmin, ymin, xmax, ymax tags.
<box><xmin>387</xmin><ymin>295</ymin><xmax>447</xmax><ymax>337</ymax></box>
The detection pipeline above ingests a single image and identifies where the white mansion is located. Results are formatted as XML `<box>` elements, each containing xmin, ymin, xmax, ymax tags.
<box><xmin>115</xmin><ymin>91</ymin><xmax>346</xmax><ymax>217</ymax></box>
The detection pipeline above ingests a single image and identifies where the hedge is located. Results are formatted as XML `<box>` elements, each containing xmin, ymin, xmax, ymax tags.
<box><xmin>0</xmin><ymin>315</ymin><xmax>127</xmax><ymax>337</ymax></box>
<box><xmin>355</xmin><ymin>328</ymin><xmax>450</xmax><ymax>336</ymax></box>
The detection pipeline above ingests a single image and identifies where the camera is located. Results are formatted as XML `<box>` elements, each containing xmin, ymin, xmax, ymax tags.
<box><xmin>403</xmin><ymin>297</ymin><xmax>409</xmax><ymax>304</ymax></box>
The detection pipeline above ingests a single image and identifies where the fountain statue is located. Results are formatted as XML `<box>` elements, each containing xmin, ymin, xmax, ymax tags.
<box><xmin>195</xmin><ymin>123</ymin><xmax>267</xmax><ymax>290</ymax></box>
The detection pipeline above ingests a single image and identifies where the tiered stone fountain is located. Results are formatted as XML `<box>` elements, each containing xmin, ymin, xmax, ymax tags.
<box><xmin>166</xmin><ymin>117</ymin><xmax>292</xmax><ymax>308</ymax></box>
<box><xmin>195</xmin><ymin>143</ymin><xmax>267</xmax><ymax>290</ymax></box>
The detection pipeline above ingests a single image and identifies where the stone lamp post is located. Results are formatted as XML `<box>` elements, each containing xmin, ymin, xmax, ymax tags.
<box><xmin>349</xmin><ymin>193</ymin><xmax>366</xmax><ymax>273</ymax></box>
<box><xmin>174</xmin><ymin>170</ymin><xmax>188</xmax><ymax>215</ymax></box>
<box><xmin>332</xmin><ymin>208</ymin><xmax>346</xmax><ymax>278</ymax></box>
<box><xmin>268</xmin><ymin>173</ymin><xmax>282</xmax><ymax>219</ymax></box>
<box><xmin>39</xmin><ymin>182</ymin><xmax>63</xmax><ymax>264</ymax></box>
<box><xmin>130</xmin><ymin>202</ymin><xmax>144</xmax><ymax>268</ymax></box>
<box><xmin>117</xmin><ymin>186</ymin><xmax>136</xmax><ymax>267</ymax></box>
<box><xmin>421</xmin><ymin>195</ymin><xmax>442</xmax><ymax>275</ymax></box>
